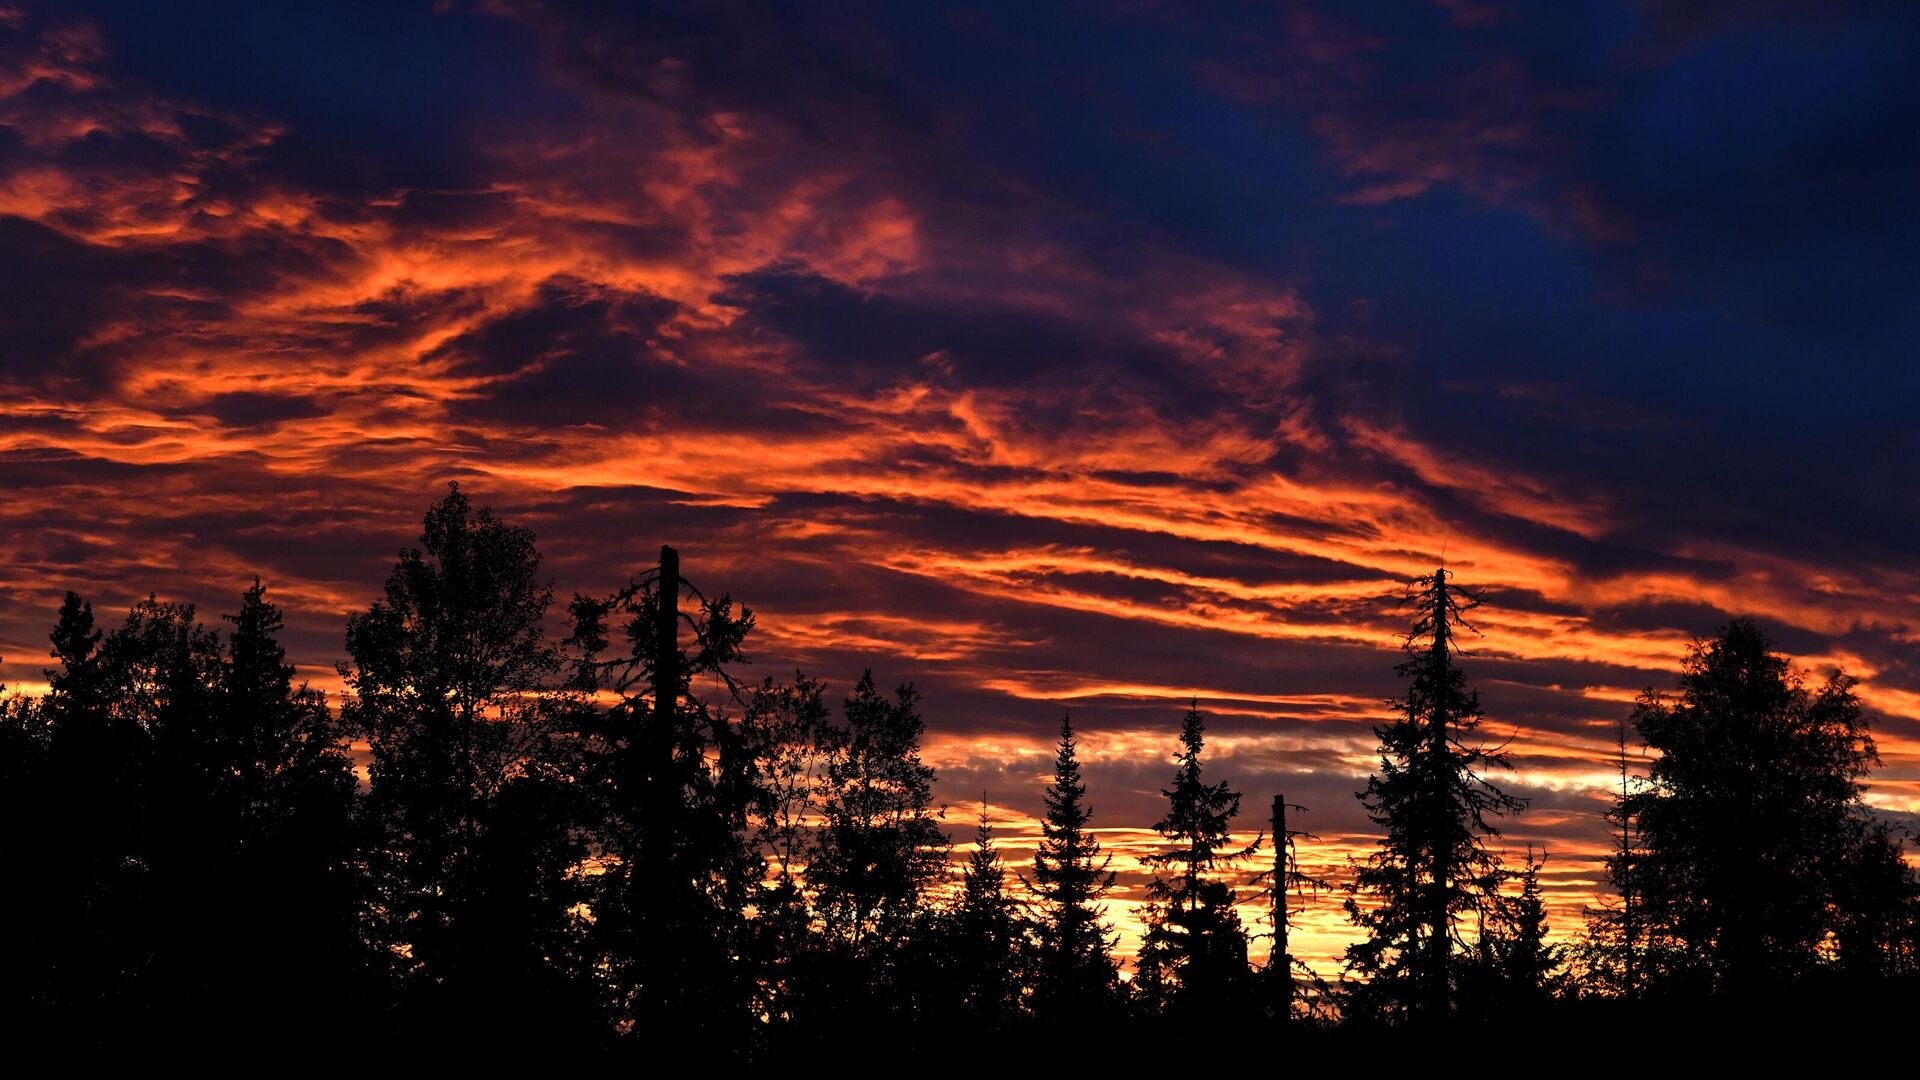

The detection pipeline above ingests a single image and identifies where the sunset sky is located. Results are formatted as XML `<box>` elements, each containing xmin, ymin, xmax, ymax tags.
<box><xmin>3</xmin><ymin>0</ymin><xmax>1918</xmax><ymax>972</ymax></box>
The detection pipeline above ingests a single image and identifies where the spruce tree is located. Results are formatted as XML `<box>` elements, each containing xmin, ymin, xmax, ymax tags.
<box><xmin>1025</xmin><ymin>713</ymin><xmax>1118</xmax><ymax>1021</ymax></box>
<box><xmin>0</xmin><ymin>668</ymin><xmax>46</xmax><ymax>1020</ymax></box>
<box><xmin>1135</xmin><ymin>703</ymin><xmax>1258</xmax><ymax>1017</ymax></box>
<box><xmin>949</xmin><ymin>804</ymin><xmax>1025</xmax><ymax>1027</ymax></box>
<box><xmin>33</xmin><ymin>593</ymin><xmax>146</xmax><ymax>1022</ymax></box>
<box><xmin>1488</xmin><ymin>845</ymin><xmax>1563</xmax><ymax>1010</ymax></box>
<box><xmin>1345</xmin><ymin>568</ymin><xmax>1525</xmax><ymax>1023</ymax></box>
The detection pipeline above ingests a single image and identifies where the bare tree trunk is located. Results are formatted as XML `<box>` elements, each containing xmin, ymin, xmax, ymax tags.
<box><xmin>1273</xmin><ymin>793</ymin><xmax>1293</xmax><ymax>1021</ymax></box>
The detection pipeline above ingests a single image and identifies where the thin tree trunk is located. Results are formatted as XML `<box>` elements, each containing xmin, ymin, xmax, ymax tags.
<box><xmin>1273</xmin><ymin>793</ymin><xmax>1292</xmax><ymax>1021</ymax></box>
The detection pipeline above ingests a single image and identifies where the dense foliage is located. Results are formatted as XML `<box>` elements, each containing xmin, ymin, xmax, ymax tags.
<box><xmin>1</xmin><ymin>489</ymin><xmax>1915</xmax><ymax>1052</ymax></box>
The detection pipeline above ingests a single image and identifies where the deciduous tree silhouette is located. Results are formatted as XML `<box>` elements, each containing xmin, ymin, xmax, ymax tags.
<box><xmin>1622</xmin><ymin>618</ymin><xmax>1916</xmax><ymax>993</ymax></box>
<box><xmin>809</xmin><ymin>671</ymin><xmax>948</xmax><ymax>1028</ymax></box>
<box><xmin>1828</xmin><ymin>817</ymin><xmax>1920</xmax><ymax>980</ymax></box>
<box><xmin>563</xmin><ymin>550</ymin><xmax>759</xmax><ymax>1046</ymax></box>
<box><xmin>738</xmin><ymin>671</ymin><xmax>833</xmax><ymax>1030</ymax></box>
<box><xmin>342</xmin><ymin>483</ymin><xmax>590</xmax><ymax>1039</ymax></box>
<box><xmin>1345</xmin><ymin>569</ymin><xmax>1525</xmax><ymax>1024</ymax></box>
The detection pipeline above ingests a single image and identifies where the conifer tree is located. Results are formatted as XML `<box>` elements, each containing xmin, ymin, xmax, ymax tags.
<box><xmin>217</xmin><ymin>582</ymin><xmax>361</xmax><ymax>1026</ymax></box>
<box><xmin>1345</xmin><ymin>569</ymin><xmax>1525</xmax><ymax>1023</ymax></box>
<box><xmin>948</xmin><ymin>804</ymin><xmax>1026</xmax><ymax>1026</ymax></box>
<box><xmin>28</xmin><ymin>593</ymin><xmax>145</xmax><ymax>1021</ymax></box>
<box><xmin>1488</xmin><ymin>845</ymin><xmax>1563</xmax><ymax>1010</ymax></box>
<box><xmin>1135</xmin><ymin>703</ymin><xmax>1259</xmax><ymax>1017</ymax></box>
<box><xmin>1025</xmin><ymin>713</ymin><xmax>1118</xmax><ymax>1020</ymax></box>
<box><xmin>0</xmin><ymin>668</ymin><xmax>46</xmax><ymax>1019</ymax></box>
<box><xmin>1255</xmin><ymin>793</ymin><xmax>1328</xmax><ymax>1023</ymax></box>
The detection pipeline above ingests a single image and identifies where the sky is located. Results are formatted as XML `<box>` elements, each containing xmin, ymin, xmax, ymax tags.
<box><xmin>2</xmin><ymin>0</ymin><xmax>1918</xmax><ymax>972</ymax></box>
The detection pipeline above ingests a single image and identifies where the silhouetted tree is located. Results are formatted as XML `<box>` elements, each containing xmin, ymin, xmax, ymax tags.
<box><xmin>1345</xmin><ymin>569</ymin><xmax>1525</xmax><ymax>1024</ymax></box>
<box><xmin>1577</xmin><ymin>723</ymin><xmax>1646</xmax><ymax>998</ymax></box>
<box><xmin>1024</xmin><ymin>713</ymin><xmax>1119</xmax><ymax>1022</ymax></box>
<box><xmin>738</xmin><ymin>671</ymin><xmax>832</xmax><ymax>1031</ymax></box>
<box><xmin>563</xmin><ymin>555</ymin><xmax>759</xmax><ymax>1047</ymax></box>
<box><xmin>0</xmin><ymin>661</ymin><xmax>55</xmax><ymax>1021</ymax></box>
<box><xmin>6</xmin><ymin>585</ymin><xmax>361</xmax><ymax>1041</ymax></box>
<box><xmin>343</xmin><ymin>484</ymin><xmax>590</xmax><ymax>1040</ymax></box>
<box><xmin>1465</xmin><ymin>845</ymin><xmax>1562</xmax><ymax>1016</ymax></box>
<box><xmin>809</xmin><ymin>670</ymin><xmax>948</xmax><ymax>1021</ymax></box>
<box><xmin>31</xmin><ymin>593</ymin><xmax>149</xmax><ymax>1020</ymax></box>
<box><xmin>1623</xmin><ymin>619</ymin><xmax>1913</xmax><ymax>994</ymax></box>
<box><xmin>1828</xmin><ymin>818</ymin><xmax>1920</xmax><ymax>979</ymax></box>
<box><xmin>943</xmin><ymin>804</ymin><xmax>1028</xmax><ymax>1027</ymax></box>
<box><xmin>1254</xmin><ymin>793</ymin><xmax>1329</xmax><ymax>1023</ymax></box>
<box><xmin>212</xmin><ymin>582</ymin><xmax>362</xmax><ymax>1029</ymax></box>
<box><xmin>1135</xmin><ymin>703</ymin><xmax>1259</xmax><ymax>1019</ymax></box>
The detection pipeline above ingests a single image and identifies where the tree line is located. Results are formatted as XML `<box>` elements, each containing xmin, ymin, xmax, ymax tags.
<box><xmin>2</xmin><ymin>486</ymin><xmax>1916</xmax><ymax>1052</ymax></box>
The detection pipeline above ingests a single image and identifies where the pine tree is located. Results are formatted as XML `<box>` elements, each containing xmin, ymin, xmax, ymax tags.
<box><xmin>1025</xmin><ymin>713</ymin><xmax>1118</xmax><ymax>1021</ymax></box>
<box><xmin>1135</xmin><ymin>703</ymin><xmax>1259</xmax><ymax>1017</ymax></box>
<box><xmin>1345</xmin><ymin>568</ymin><xmax>1526</xmax><ymax>1024</ymax></box>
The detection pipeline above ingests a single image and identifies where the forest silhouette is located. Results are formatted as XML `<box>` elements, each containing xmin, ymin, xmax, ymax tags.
<box><xmin>2</xmin><ymin>485</ymin><xmax>1915</xmax><ymax>1054</ymax></box>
